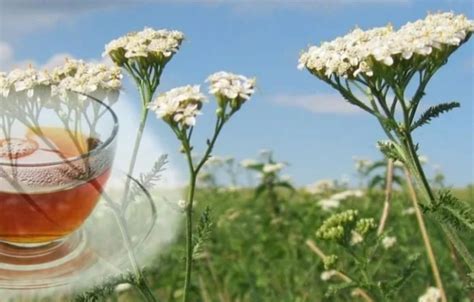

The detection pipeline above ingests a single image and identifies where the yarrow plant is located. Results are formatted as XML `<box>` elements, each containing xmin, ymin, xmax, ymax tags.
<box><xmin>197</xmin><ymin>155</ymin><xmax>240</xmax><ymax>189</ymax></box>
<box><xmin>148</xmin><ymin>85</ymin><xmax>206</xmax><ymax>128</ymax></box>
<box><xmin>103</xmin><ymin>27</ymin><xmax>184</xmax><ymax>302</ymax></box>
<box><xmin>104</xmin><ymin>27</ymin><xmax>184</xmax><ymax>201</ymax></box>
<box><xmin>314</xmin><ymin>210</ymin><xmax>420</xmax><ymax>300</ymax></box>
<box><xmin>240</xmin><ymin>150</ymin><xmax>294</xmax><ymax>214</ymax></box>
<box><xmin>147</xmin><ymin>71</ymin><xmax>256</xmax><ymax>302</ymax></box>
<box><xmin>299</xmin><ymin>12</ymin><xmax>474</xmax><ymax>301</ymax></box>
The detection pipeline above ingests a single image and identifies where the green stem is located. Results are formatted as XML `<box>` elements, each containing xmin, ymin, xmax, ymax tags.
<box><xmin>404</xmin><ymin>134</ymin><xmax>435</xmax><ymax>203</ymax></box>
<box><xmin>122</xmin><ymin>80</ymin><xmax>155</xmax><ymax>211</ymax></box>
<box><xmin>181</xmin><ymin>116</ymin><xmax>226</xmax><ymax>302</ymax></box>
<box><xmin>114</xmin><ymin>212</ymin><xmax>157</xmax><ymax>302</ymax></box>
<box><xmin>183</xmin><ymin>172</ymin><xmax>197</xmax><ymax>302</ymax></box>
<box><xmin>122</xmin><ymin>107</ymin><xmax>150</xmax><ymax>209</ymax></box>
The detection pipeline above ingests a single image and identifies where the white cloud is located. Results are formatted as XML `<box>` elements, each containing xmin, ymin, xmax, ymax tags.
<box><xmin>272</xmin><ymin>93</ymin><xmax>364</xmax><ymax>115</ymax></box>
<box><xmin>0</xmin><ymin>41</ymin><xmax>39</xmax><ymax>70</ymax></box>
<box><xmin>0</xmin><ymin>41</ymin><xmax>14</xmax><ymax>69</ymax></box>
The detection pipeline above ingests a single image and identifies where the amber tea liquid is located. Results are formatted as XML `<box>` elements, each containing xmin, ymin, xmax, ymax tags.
<box><xmin>0</xmin><ymin>128</ymin><xmax>111</xmax><ymax>244</ymax></box>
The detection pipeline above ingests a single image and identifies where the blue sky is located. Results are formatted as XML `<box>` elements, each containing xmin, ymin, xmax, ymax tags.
<box><xmin>0</xmin><ymin>0</ymin><xmax>473</xmax><ymax>186</ymax></box>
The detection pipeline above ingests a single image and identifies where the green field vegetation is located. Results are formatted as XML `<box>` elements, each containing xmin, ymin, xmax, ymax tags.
<box><xmin>109</xmin><ymin>183</ymin><xmax>473</xmax><ymax>302</ymax></box>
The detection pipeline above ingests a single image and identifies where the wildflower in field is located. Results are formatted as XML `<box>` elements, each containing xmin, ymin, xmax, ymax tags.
<box><xmin>382</xmin><ymin>236</ymin><xmax>397</xmax><ymax>249</ymax></box>
<box><xmin>262</xmin><ymin>162</ymin><xmax>285</xmax><ymax>174</ymax></box>
<box><xmin>320</xmin><ymin>270</ymin><xmax>338</xmax><ymax>281</ymax></box>
<box><xmin>206</xmin><ymin>71</ymin><xmax>256</xmax><ymax>111</ymax></box>
<box><xmin>331</xmin><ymin>189</ymin><xmax>364</xmax><ymax>201</ymax></box>
<box><xmin>300</xmin><ymin>13</ymin><xmax>474</xmax><ymax>299</ymax></box>
<box><xmin>316</xmin><ymin>190</ymin><xmax>364</xmax><ymax>211</ymax></box>
<box><xmin>323</xmin><ymin>255</ymin><xmax>338</xmax><ymax>270</ymax></box>
<box><xmin>104</xmin><ymin>28</ymin><xmax>184</xmax><ymax>66</ymax></box>
<box><xmin>241</xmin><ymin>150</ymin><xmax>293</xmax><ymax>214</ymax></box>
<box><xmin>148</xmin><ymin>71</ymin><xmax>255</xmax><ymax>302</ymax></box>
<box><xmin>305</xmin><ymin>179</ymin><xmax>335</xmax><ymax>195</ymax></box>
<box><xmin>350</xmin><ymin>231</ymin><xmax>363</xmax><ymax>245</ymax></box>
<box><xmin>316</xmin><ymin>210</ymin><xmax>358</xmax><ymax>241</ymax></box>
<box><xmin>299</xmin><ymin>12</ymin><xmax>473</xmax><ymax>78</ymax></box>
<box><xmin>418</xmin><ymin>287</ymin><xmax>442</xmax><ymax>302</ymax></box>
<box><xmin>317</xmin><ymin>198</ymin><xmax>340</xmax><ymax>211</ymax></box>
<box><xmin>148</xmin><ymin>85</ymin><xmax>206</xmax><ymax>127</ymax></box>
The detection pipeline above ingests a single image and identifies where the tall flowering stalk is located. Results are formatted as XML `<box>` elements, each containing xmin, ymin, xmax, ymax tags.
<box><xmin>299</xmin><ymin>12</ymin><xmax>474</xmax><ymax>301</ymax></box>
<box><xmin>103</xmin><ymin>29</ymin><xmax>184</xmax><ymax>301</ymax></box>
<box><xmin>148</xmin><ymin>71</ymin><xmax>256</xmax><ymax>302</ymax></box>
<box><xmin>104</xmin><ymin>28</ymin><xmax>184</xmax><ymax>209</ymax></box>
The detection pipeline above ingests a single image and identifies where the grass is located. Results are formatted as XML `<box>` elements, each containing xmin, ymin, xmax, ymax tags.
<box><xmin>125</xmin><ymin>185</ymin><xmax>474</xmax><ymax>302</ymax></box>
<box><xmin>8</xmin><ymin>185</ymin><xmax>473</xmax><ymax>301</ymax></box>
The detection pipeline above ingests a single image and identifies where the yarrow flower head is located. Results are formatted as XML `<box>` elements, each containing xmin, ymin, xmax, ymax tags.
<box><xmin>317</xmin><ymin>198</ymin><xmax>340</xmax><ymax>211</ymax></box>
<box><xmin>382</xmin><ymin>236</ymin><xmax>397</xmax><ymax>249</ymax></box>
<box><xmin>104</xmin><ymin>28</ymin><xmax>185</xmax><ymax>67</ymax></box>
<box><xmin>262</xmin><ymin>162</ymin><xmax>285</xmax><ymax>174</ymax></box>
<box><xmin>317</xmin><ymin>209</ymin><xmax>376</xmax><ymax>245</ymax></box>
<box><xmin>1</xmin><ymin>60</ymin><xmax>122</xmax><ymax>110</ymax></box>
<box><xmin>298</xmin><ymin>12</ymin><xmax>474</xmax><ymax>79</ymax></box>
<box><xmin>148</xmin><ymin>85</ymin><xmax>207</xmax><ymax>128</ymax></box>
<box><xmin>4</xmin><ymin>66</ymin><xmax>53</xmax><ymax>99</ymax></box>
<box><xmin>206</xmin><ymin>71</ymin><xmax>256</xmax><ymax>112</ymax></box>
<box><xmin>50</xmin><ymin>59</ymin><xmax>122</xmax><ymax>102</ymax></box>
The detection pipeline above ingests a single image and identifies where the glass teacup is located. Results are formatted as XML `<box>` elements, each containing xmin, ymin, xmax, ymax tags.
<box><xmin>0</xmin><ymin>95</ymin><xmax>118</xmax><ymax>247</ymax></box>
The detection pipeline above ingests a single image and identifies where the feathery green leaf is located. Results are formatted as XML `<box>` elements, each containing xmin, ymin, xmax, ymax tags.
<box><xmin>411</xmin><ymin>102</ymin><xmax>460</xmax><ymax>131</ymax></box>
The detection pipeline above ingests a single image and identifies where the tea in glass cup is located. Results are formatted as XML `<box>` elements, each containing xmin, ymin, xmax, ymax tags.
<box><xmin>0</xmin><ymin>98</ymin><xmax>118</xmax><ymax>247</ymax></box>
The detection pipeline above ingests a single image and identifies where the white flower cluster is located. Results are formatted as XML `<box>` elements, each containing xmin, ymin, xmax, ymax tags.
<box><xmin>0</xmin><ymin>60</ymin><xmax>122</xmax><ymax>103</ymax></box>
<box><xmin>148</xmin><ymin>85</ymin><xmax>206</xmax><ymax>127</ymax></box>
<box><xmin>350</xmin><ymin>230</ymin><xmax>364</xmax><ymax>245</ymax></box>
<box><xmin>299</xmin><ymin>12</ymin><xmax>474</xmax><ymax>78</ymax></box>
<box><xmin>207</xmin><ymin>71</ymin><xmax>256</xmax><ymax>105</ymax></box>
<box><xmin>51</xmin><ymin>59</ymin><xmax>122</xmax><ymax>101</ymax></box>
<box><xmin>104</xmin><ymin>28</ymin><xmax>185</xmax><ymax>65</ymax></box>
<box><xmin>1</xmin><ymin>67</ymin><xmax>51</xmax><ymax>98</ymax></box>
<box><xmin>262</xmin><ymin>162</ymin><xmax>285</xmax><ymax>174</ymax></box>
<box><xmin>317</xmin><ymin>189</ymin><xmax>364</xmax><ymax>211</ymax></box>
<box><xmin>306</xmin><ymin>179</ymin><xmax>335</xmax><ymax>195</ymax></box>
<box><xmin>418</xmin><ymin>287</ymin><xmax>442</xmax><ymax>302</ymax></box>
<box><xmin>382</xmin><ymin>236</ymin><xmax>397</xmax><ymax>249</ymax></box>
